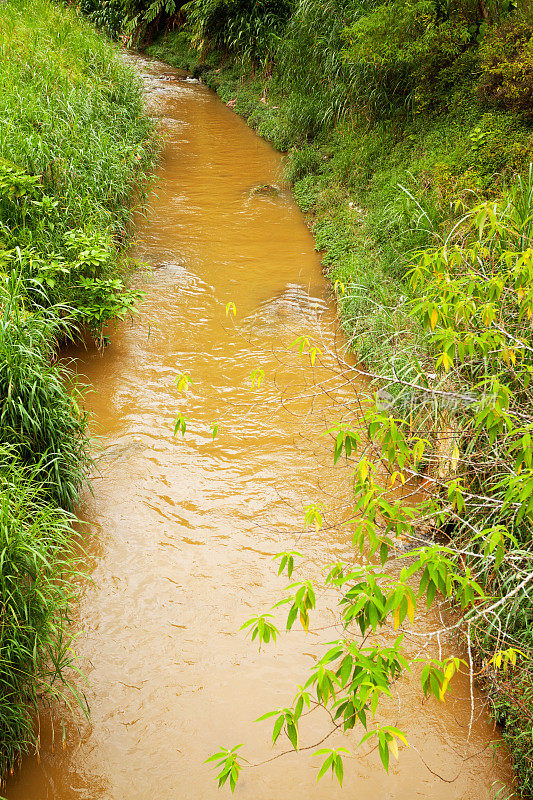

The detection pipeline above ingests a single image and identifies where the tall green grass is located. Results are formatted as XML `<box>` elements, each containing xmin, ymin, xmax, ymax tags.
<box><xmin>0</xmin><ymin>446</ymin><xmax>85</xmax><ymax>779</ymax></box>
<box><xmin>0</xmin><ymin>0</ymin><xmax>156</xmax><ymax>777</ymax></box>
<box><xmin>0</xmin><ymin>279</ymin><xmax>89</xmax><ymax>510</ymax></box>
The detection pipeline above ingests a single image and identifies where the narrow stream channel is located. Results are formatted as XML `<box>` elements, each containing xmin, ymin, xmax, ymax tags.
<box><xmin>5</xmin><ymin>56</ymin><xmax>511</xmax><ymax>800</ymax></box>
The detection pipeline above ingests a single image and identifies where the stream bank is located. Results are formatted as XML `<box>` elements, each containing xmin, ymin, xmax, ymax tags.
<box><xmin>0</xmin><ymin>0</ymin><xmax>156</xmax><ymax>778</ymax></box>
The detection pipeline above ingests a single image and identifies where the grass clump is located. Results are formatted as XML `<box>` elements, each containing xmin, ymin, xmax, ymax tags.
<box><xmin>0</xmin><ymin>280</ymin><xmax>89</xmax><ymax>510</ymax></box>
<box><xmin>0</xmin><ymin>447</ymin><xmax>84</xmax><ymax>779</ymax></box>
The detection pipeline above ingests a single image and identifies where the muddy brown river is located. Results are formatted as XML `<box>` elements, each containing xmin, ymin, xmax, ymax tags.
<box><xmin>5</xmin><ymin>56</ymin><xmax>512</xmax><ymax>799</ymax></box>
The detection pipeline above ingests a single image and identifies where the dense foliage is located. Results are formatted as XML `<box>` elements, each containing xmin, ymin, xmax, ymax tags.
<box><xmin>141</xmin><ymin>0</ymin><xmax>533</xmax><ymax>794</ymax></box>
<box><xmin>0</xmin><ymin>0</ymin><xmax>155</xmax><ymax>777</ymax></box>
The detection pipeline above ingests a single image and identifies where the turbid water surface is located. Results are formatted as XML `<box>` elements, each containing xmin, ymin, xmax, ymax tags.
<box><xmin>4</xmin><ymin>55</ymin><xmax>512</xmax><ymax>800</ymax></box>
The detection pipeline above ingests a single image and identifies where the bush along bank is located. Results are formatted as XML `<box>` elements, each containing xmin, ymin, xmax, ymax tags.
<box><xmin>140</xmin><ymin>2</ymin><xmax>533</xmax><ymax>794</ymax></box>
<box><xmin>0</xmin><ymin>0</ymin><xmax>156</xmax><ymax>778</ymax></box>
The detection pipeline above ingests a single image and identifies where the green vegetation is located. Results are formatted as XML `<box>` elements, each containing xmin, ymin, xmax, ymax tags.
<box><xmin>133</xmin><ymin>0</ymin><xmax>533</xmax><ymax>794</ymax></box>
<box><xmin>0</xmin><ymin>0</ymin><xmax>155</xmax><ymax>777</ymax></box>
<box><xmin>0</xmin><ymin>283</ymin><xmax>88</xmax><ymax>510</ymax></box>
<box><xmin>0</xmin><ymin>443</ymin><xmax>84</xmax><ymax>778</ymax></box>
<box><xmin>0</xmin><ymin>0</ymin><xmax>154</xmax><ymax>340</ymax></box>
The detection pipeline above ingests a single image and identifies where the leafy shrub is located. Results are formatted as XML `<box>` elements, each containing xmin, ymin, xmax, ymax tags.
<box><xmin>465</xmin><ymin>112</ymin><xmax>533</xmax><ymax>184</ymax></box>
<box><xmin>478</xmin><ymin>12</ymin><xmax>533</xmax><ymax>114</ymax></box>
<box><xmin>342</xmin><ymin>0</ymin><xmax>476</xmax><ymax>117</ymax></box>
<box><xmin>80</xmin><ymin>0</ymin><xmax>183</xmax><ymax>43</ymax></box>
<box><xmin>78</xmin><ymin>0</ymin><xmax>124</xmax><ymax>38</ymax></box>
<box><xmin>0</xmin><ymin>162</ymin><xmax>144</xmax><ymax>342</ymax></box>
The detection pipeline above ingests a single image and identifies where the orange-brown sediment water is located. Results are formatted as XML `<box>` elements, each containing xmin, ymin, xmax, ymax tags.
<box><xmin>5</xmin><ymin>57</ymin><xmax>511</xmax><ymax>799</ymax></box>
